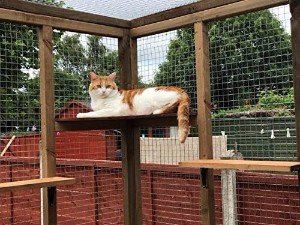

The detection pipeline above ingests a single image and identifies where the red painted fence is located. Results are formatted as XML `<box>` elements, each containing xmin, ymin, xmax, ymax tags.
<box><xmin>0</xmin><ymin>157</ymin><xmax>299</xmax><ymax>225</ymax></box>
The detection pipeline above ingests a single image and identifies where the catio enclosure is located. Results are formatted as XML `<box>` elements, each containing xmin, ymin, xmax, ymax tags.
<box><xmin>0</xmin><ymin>0</ymin><xmax>300</xmax><ymax>224</ymax></box>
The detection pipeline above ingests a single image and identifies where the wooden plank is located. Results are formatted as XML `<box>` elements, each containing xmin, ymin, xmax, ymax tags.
<box><xmin>290</xmin><ymin>0</ymin><xmax>300</xmax><ymax>161</ymax></box>
<box><xmin>131</xmin><ymin>0</ymin><xmax>241</xmax><ymax>28</ymax></box>
<box><xmin>0</xmin><ymin>177</ymin><xmax>75</xmax><ymax>193</ymax></box>
<box><xmin>39</xmin><ymin>25</ymin><xmax>56</xmax><ymax>225</ymax></box>
<box><xmin>195</xmin><ymin>22</ymin><xmax>215</xmax><ymax>225</ymax></box>
<box><xmin>0</xmin><ymin>136</ymin><xmax>16</xmax><ymax>157</ymax></box>
<box><xmin>130</xmin><ymin>0</ymin><xmax>288</xmax><ymax>38</ymax></box>
<box><xmin>118</xmin><ymin>30</ymin><xmax>132</xmax><ymax>89</ymax></box>
<box><xmin>0</xmin><ymin>8</ymin><xmax>125</xmax><ymax>38</ymax></box>
<box><xmin>122</xmin><ymin>125</ymin><xmax>142</xmax><ymax>225</ymax></box>
<box><xmin>0</xmin><ymin>0</ymin><xmax>130</xmax><ymax>28</ymax></box>
<box><xmin>290</xmin><ymin>0</ymin><xmax>300</xmax><ymax>187</ymax></box>
<box><xmin>179</xmin><ymin>160</ymin><xmax>300</xmax><ymax>172</ymax></box>
<box><xmin>55</xmin><ymin>113</ymin><xmax>197</xmax><ymax>131</ymax></box>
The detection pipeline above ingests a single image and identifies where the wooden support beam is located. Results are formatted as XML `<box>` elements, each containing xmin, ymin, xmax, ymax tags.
<box><xmin>0</xmin><ymin>0</ymin><xmax>131</xmax><ymax>28</ymax></box>
<box><xmin>0</xmin><ymin>136</ymin><xmax>16</xmax><ymax>157</ymax></box>
<box><xmin>0</xmin><ymin>177</ymin><xmax>75</xmax><ymax>193</ymax></box>
<box><xmin>55</xmin><ymin>113</ymin><xmax>198</xmax><ymax>131</ymax></box>
<box><xmin>39</xmin><ymin>25</ymin><xmax>56</xmax><ymax>225</ymax></box>
<box><xmin>179</xmin><ymin>160</ymin><xmax>300</xmax><ymax>172</ymax></box>
<box><xmin>195</xmin><ymin>22</ymin><xmax>215</xmax><ymax>225</ymax></box>
<box><xmin>122</xmin><ymin>125</ymin><xmax>142</xmax><ymax>225</ymax></box>
<box><xmin>290</xmin><ymin>0</ymin><xmax>300</xmax><ymax>161</ymax></box>
<box><xmin>131</xmin><ymin>0</ymin><xmax>241</xmax><ymax>28</ymax></box>
<box><xmin>118</xmin><ymin>30</ymin><xmax>138</xmax><ymax>89</ymax></box>
<box><xmin>0</xmin><ymin>8</ymin><xmax>125</xmax><ymax>38</ymax></box>
<box><xmin>131</xmin><ymin>0</ymin><xmax>288</xmax><ymax>38</ymax></box>
<box><xmin>119</xmin><ymin>25</ymin><xmax>142</xmax><ymax>225</ymax></box>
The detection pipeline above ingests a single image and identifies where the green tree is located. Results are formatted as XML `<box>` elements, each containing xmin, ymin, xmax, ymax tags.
<box><xmin>0</xmin><ymin>0</ymin><xmax>65</xmax><ymax>133</ymax></box>
<box><xmin>154</xmin><ymin>10</ymin><xmax>292</xmax><ymax>111</ymax></box>
<box><xmin>0</xmin><ymin>0</ymin><xmax>120</xmax><ymax>134</ymax></box>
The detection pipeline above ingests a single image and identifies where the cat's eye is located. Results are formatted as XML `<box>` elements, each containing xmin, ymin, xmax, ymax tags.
<box><xmin>96</xmin><ymin>85</ymin><xmax>101</xmax><ymax>89</ymax></box>
<box><xmin>106</xmin><ymin>85</ymin><xmax>112</xmax><ymax>89</ymax></box>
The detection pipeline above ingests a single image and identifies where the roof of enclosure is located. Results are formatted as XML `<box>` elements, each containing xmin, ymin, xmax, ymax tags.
<box><xmin>62</xmin><ymin>0</ymin><xmax>199</xmax><ymax>20</ymax></box>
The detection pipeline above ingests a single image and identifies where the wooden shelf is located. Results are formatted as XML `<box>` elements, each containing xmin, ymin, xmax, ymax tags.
<box><xmin>0</xmin><ymin>176</ymin><xmax>75</xmax><ymax>193</ymax></box>
<box><xmin>179</xmin><ymin>159</ymin><xmax>300</xmax><ymax>172</ymax></box>
<box><xmin>55</xmin><ymin>113</ymin><xmax>197</xmax><ymax>131</ymax></box>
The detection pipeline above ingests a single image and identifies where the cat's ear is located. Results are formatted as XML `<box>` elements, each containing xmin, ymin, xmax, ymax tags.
<box><xmin>108</xmin><ymin>72</ymin><xmax>117</xmax><ymax>81</ymax></box>
<box><xmin>89</xmin><ymin>72</ymin><xmax>98</xmax><ymax>81</ymax></box>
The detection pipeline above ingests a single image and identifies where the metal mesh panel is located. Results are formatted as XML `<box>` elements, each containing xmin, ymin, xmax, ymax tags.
<box><xmin>53</xmin><ymin>30</ymin><xmax>123</xmax><ymax>224</ymax></box>
<box><xmin>0</xmin><ymin>22</ymin><xmax>41</xmax><ymax>224</ymax></box>
<box><xmin>209</xmin><ymin>6</ymin><xmax>294</xmax><ymax>161</ymax></box>
<box><xmin>23</xmin><ymin>0</ymin><xmax>199</xmax><ymax>20</ymax></box>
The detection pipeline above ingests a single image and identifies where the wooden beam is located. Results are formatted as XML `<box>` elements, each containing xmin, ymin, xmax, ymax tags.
<box><xmin>55</xmin><ymin>113</ymin><xmax>197</xmax><ymax>131</ymax></box>
<box><xmin>131</xmin><ymin>0</ymin><xmax>288</xmax><ymax>38</ymax></box>
<box><xmin>39</xmin><ymin>25</ymin><xmax>56</xmax><ymax>225</ymax></box>
<box><xmin>290</xmin><ymin>0</ymin><xmax>300</xmax><ymax>162</ymax></box>
<box><xmin>0</xmin><ymin>136</ymin><xmax>16</xmax><ymax>157</ymax></box>
<box><xmin>122</xmin><ymin>124</ymin><xmax>142</xmax><ymax>225</ymax></box>
<box><xmin>0</xmin><ymin>0</ymin><xmax>130</xmax><ymax>28</ymax></box>
<box><xmin>131</xmin><ymin>0</ymin><xmax>241</xmax><ymax>28</ymax></box>
<box><xmin>0</xmin><ymin>177</ymin><xmax>75</xmax><ymax>193</ymax></box>
<box><xmin>179</xmin><ymin>160</ymin><xmax>300</xmax><ymax>172</ymax></box>
<box><xmin>195</xmin><ymin>22</ymin><xmax>215</xmax><ymax>225</ymax></box>
<box><xmin>0</xmin><ymin>8</ymin><xmax>125</xmax><ymax>38</ymax></box>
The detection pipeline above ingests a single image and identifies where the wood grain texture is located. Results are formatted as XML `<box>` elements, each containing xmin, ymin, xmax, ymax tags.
<box><xmin>179</xmin><ymin>160</ymin><xmax>300</xmax><ymax>172</ymax></box>
<box><xmin>0</xmin><ymin>0</ymin><xmax>130</xmax><ymax>28</ymax></box>
<box><xmin>131</xmin><ymin>0</ymin><xmax>241</xmax><ymax>28</ymax></box>
<box><xmin>195</xmin><ymin>22</ymin><xmax>216</xmax><ymax>225</ymax></box>
<box><xmin>130</xmin><ymin>0</ymin><xmax>288</xmax><ymax>38</ymax></box>
<box><xmin>39</xmin><ymin>25</ymin><xmax>56</xmax><ymax>225</ymax></box>
<box><xmin>290</xmin><ymin>0</ymin><xmax>300</xmax><ymax>161</ymax></box>
<box><xmin>122</xmin><ymin>125</ymin><xmax>142</xmax><ymax>225</ymax></box>
<box><xmin>0</xmin><ymin>177</ymin><xmax>75</xmax><ymax>193</ymax></box>
<box><xmin>0</xmin><ymin>8</ymin><xmax>125</xmax><ymax>38</ymax></box>
<box><xmin>55</xmin><ymin>113</ymin><xmax>197</xmax><ymax>131</ymax></box>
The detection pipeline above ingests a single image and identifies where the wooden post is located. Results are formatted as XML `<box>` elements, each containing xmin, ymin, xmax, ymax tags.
<box><xmin>121</xmin><ymin>125</ymin><xmax>142</xmax><ymax>225</ymax></box>
<box><xmin>39</xmin><ymin>25</ymin><xmax>56</xmax><ymax>225</ymax></box>
<box><xmin>118</xmin><ymin>30</ymin><xmax>138</xmax><ymax>89</ymax></box>
<box><xmin>290</xmin><ymin>0</ymin><xmax>300</xmax><ymax>159</ymax></box>
<box><xmin>290</xmin><ymin>0</ymin><xmax>300</xmax><ymax>191</ymax></box>
<box><xmin>194</xmin><ymin>21</ymin><xmax>216</xmax><ymax>225</ymax></box>
<box><xmin>118</xmin><ymin>30</ymin><xmax>141</xmax><ymax>225</ymax></box>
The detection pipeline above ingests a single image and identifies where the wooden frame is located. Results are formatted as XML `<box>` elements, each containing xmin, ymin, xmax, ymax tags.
<box><xmin>0</xmin><ymin>0</ymin><xmax>298</xmax><ymax>225</ymax></box>
<box><xmin>131</xmin><ymin>0</ymin><xmax>288</xmax><ymax>38</ymax></box>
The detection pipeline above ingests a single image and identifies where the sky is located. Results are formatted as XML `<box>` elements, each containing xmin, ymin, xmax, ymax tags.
<box><xmin>61</xmin><ymin>2</ymin><xmax>291</xmax><ymax>83</ymax></box>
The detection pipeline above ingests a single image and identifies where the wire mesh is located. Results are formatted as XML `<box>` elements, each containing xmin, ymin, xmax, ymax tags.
<box><xmin>52</xmin><ymin>30</ymin><xmax>123</xmax><ymax>224</ymax></box>
<box><xmin>0</xmin><ymin>22</ymin><xmax>41</xmax><ymax>224</ymax></box>
<box><xmin>23</xmin><ymin>0</ymin><xmax>199</xmax><ymax>20</ymax></box>
<box><xmin>209</xmin><ymin>5</ymin><xmax>294</xmax><ymax>161</ymax></box>
<box><xmin>1</xmin><ymin>1</ymin><xmax>299</xmax><ymax>225</ymax></box>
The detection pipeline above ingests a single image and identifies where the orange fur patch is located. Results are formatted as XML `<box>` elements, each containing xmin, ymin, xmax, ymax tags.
<box><xmin>121</xmin><ymin>88</ymin><xmax>145</xmax><ymax>109</ymax></box>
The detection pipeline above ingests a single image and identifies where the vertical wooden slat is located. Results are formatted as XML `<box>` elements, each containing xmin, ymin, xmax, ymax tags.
<box><xmin>118</xmin><ymin>30</ymin><xmax>142</xmax><ymax>225</ymax></box>
<box><xmin>290</xmin><ymin>0</ymin><xmax>300</xmax><ymax>191</ymax></box>
<box><xmin>290</xmin><ymin>0</ymin><xmax>300</xmax><ymax>160</ymax></box>
<box><xmin>39</xmin><ymin>25</ymin><xmax>56</xmax><ymax>225</ymax></box>
<box><xmin>121</xmin><ymin>125</ymin><xmax>142</xmax><ymax>225</ymax></box>
<box><xmin>194</xmin><ymin>22</ymin><xmax>216</xmax><ymax>225</ymax></box>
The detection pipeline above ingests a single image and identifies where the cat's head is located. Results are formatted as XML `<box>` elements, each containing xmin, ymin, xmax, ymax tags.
<box><xmin>89</xmin><ymin>72</ymin><xmax>118</xmax><ymax>98</ymax></box>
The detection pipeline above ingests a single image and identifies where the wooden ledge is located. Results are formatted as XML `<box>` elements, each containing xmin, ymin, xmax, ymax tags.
<box><xmin>55</xmin><ymin>113</ymin><xmax>197</xmax><ymax>131</ymax></box>
<box><xmin>0</xmin><ymin>177</ymin><xmax>75</xmax><ymax>193</ymax></box>
<box><xmin>179</xmin><ymin>159</ymin><xmax>300</xmax><ymax>172</ymax></box>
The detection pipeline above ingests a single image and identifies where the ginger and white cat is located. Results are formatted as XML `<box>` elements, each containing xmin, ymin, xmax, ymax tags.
<box><xmin>77</xmin><ymin>72</ymin><xmax>190</xmax><ymax>143</ymax></box>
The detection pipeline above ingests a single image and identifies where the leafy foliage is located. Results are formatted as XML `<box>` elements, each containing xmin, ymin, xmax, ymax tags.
<box><xmin>154</xmin><ymin>10</ymin><xmax>292</xmax><ymax>112</ymax></box>
<box><xmin>0</xmin><ymin>0</ymin><xmax>119</xmax><ymax>134</ymax></box>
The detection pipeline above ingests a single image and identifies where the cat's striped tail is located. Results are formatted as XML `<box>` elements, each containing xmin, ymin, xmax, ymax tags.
<box><xmin>177</xmin><ymin>91</ymin><xmax>190</xmax><ymax>143</ymax></box>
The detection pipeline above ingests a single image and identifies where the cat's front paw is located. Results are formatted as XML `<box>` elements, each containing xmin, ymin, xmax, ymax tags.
<box><xmin>76</xmin><ymin>113</ymin><xmax>87</xmax><ymax>118</ymax></box>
